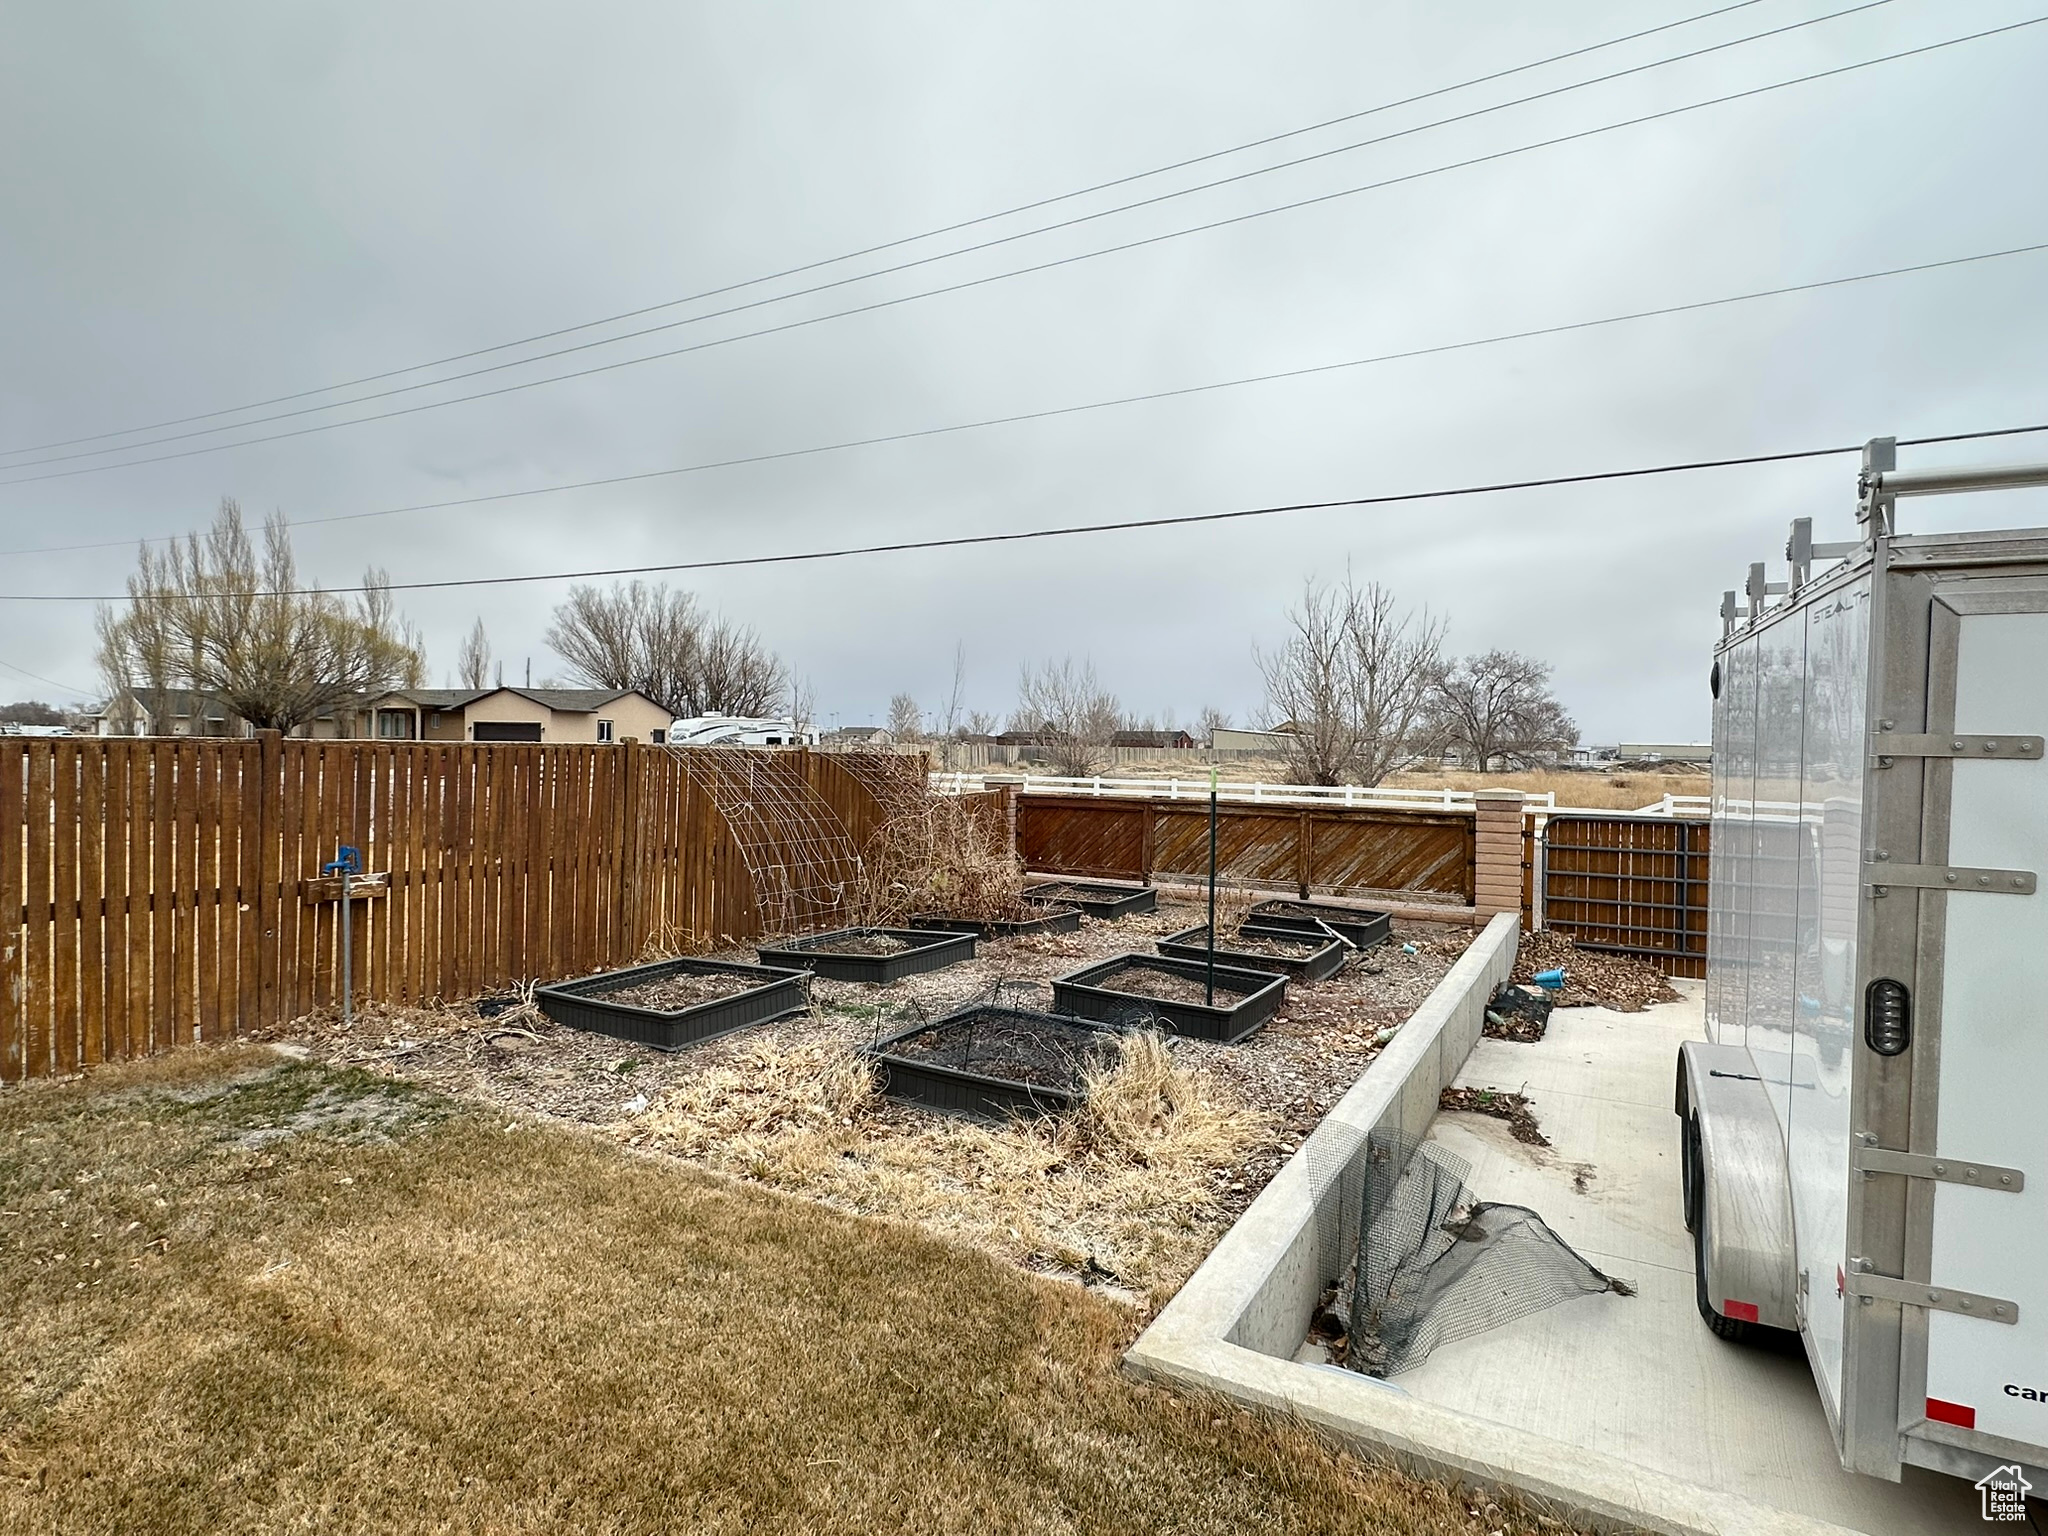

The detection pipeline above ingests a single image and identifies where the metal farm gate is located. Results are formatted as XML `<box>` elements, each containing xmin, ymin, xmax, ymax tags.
<box><xmin>1540</xmin><ymin>813</ymin><xmax>1709</xmax><ymax>977</ymax></box>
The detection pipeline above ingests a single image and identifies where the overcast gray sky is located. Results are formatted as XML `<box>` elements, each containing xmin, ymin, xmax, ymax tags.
<box><xmin>5</xmin><ymin>0</ymin><xmax>2047</xmax><ymax>742</ymax></box>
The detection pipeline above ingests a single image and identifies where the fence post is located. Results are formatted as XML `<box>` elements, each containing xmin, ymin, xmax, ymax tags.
<box><xmin>1140</xmin><ymin>803</ymin><xmax>1156</xmax><ymax>886</ymax></box>
<box><xmin>984</xmin><ymin>774</ymin><xmax>1024</xmax><ymax>859</ymax></box>
<box><xmin>256</xmin><ymin>730</ymin><xmax>282</xmax><ymax>1029</ymax></box>
<box><xmin>1473</xmin><ymin>789</ymin><xmax>1525</xmax><ymax>920</ymax></box>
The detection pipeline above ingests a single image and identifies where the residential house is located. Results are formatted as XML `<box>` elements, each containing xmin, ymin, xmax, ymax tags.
<box><xmin>1111</xmin><ymin>729</ymin><xmax>1195</xmax><ymax>749</ymax></box>
<box><xmin>355</xmin><ymin>687</ymin><xmax>671</xmax><ymax>744</ymax></box>
<box><xmin>1209</xmin><ymin>726</ymin><xmax>1300</xmax><ymax>754</ymax></box>
<box><xmin>93</xmin><ymin>687</ymin><xmax>239</xmax><ymax>737</ymax></box>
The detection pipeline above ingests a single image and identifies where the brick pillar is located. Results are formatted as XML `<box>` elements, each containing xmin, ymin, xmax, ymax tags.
<box><xmin>984</xmin><ymin>775</ymin><xmax>1024</xmax><ymax>859</ymax></box>
<box><xmin>1473</xmin><ymin>789</ymin><xmax>1526</xmax><ymax>921</ymax></box>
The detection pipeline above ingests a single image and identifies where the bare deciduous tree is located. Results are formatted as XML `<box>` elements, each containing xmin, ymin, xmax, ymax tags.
<box><xmin>788</xmin><ymin>674</ymin><xmax>816</xmax><ymax>736</ymax></box>
<box><xmin>1429</xmin><ymin>650</ymin><xmax>1577</xmax><ymax>771</ymax></box>
<box><xmin>693</xmin><ymin>615</ymin><xmax>787</xmax><ymax>717</ymax></box>
<box><xmin>1196</xmin><ymin>705</ymin><xmax>1232</xmax><ymax>747</ymax></box>
<box><xmin>456</xmin><ymin>617</ymin><xmax>492</xmax><ymax>691</ymax></box>
<box><xmin>939</xmin><ymin>643</ymin><xmax>967</xmax><ymax>738</ymax></box>
<box><xmin>887</xmin><ymin>692</ymin><xmax>924</xmax><ymax>742</ymax></box>
<box><xmin>546</xmin><ymin>582</ymin><xmax>787</xmax><ymax>718</ymax></box>
<box><xmin>1255</xmin><ymin>573</ymin><xmax>1444</xmax><ymax>786</ymax></box>
<box><xmin>95</xmin><ymin>498</ymin><xmax>425</xmax><ymax>735</ymax></box>
<box><xmin>964</xmin><ymin>708</ymin><xmax>1000</xmax><ymax>737</ymax></box>
<box><xmin>1010</xmin><ymin>657</ymin><xmax>1122</xmax><ymax>775</ymax></box>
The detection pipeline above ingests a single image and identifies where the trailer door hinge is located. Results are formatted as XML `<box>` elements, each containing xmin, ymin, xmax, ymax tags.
<box><xmin>1866</xmin><ymin>864</ymin><xmax>2036</xmax><ymax>895</ymax></box>
<box><xmin>1872</xmin><ymin>733</ymin><xmax>2042</xmax><ymax>764</ymax></box>
<box><xmin>1855</xmin><ymin>1147</ymin><xmax>2025</xmax><ymax>1191</ymax></box>
<box><xmin>1846</xmin><ymin>1271</ymin><xmax>2019</xmax><ymax>1323</ymax></box>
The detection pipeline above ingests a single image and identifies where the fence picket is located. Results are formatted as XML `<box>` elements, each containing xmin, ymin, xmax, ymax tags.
<box><xmin>2</xmin><ymin>744</ymin><xmax>26</xmax><ymax>1080</ymax></box>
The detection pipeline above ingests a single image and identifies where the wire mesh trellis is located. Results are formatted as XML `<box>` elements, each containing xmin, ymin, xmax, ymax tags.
<box><xmin>828</xmin><ymin>749</ymin><xmax>931</xmax><ymax>826</ymax></box>
<box><xmin>666</xmin><ymin>747</ymin><xmax>863</xmax><ymax>937</ymax></box>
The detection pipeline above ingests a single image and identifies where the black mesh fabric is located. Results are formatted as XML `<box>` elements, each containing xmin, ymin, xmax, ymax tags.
<box><xmin>1343</xmin><ymin>1142</ymin><xmax>1624</xmax><ymax>1376</ymax></box>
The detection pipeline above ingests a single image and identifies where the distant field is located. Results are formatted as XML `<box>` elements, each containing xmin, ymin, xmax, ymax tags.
<box><xmin>1385</xmin><ymin>767</ymin><xmax>1708</xmax><ymax>811</ymax></box>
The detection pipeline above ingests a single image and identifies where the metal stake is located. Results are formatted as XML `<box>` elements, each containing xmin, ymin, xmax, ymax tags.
<box><xmin>1206</xmin><ymin>767</ymin><xmax>1218</xmax><ymax>1007</ymax></box>
<box><xmin>323</xmin><ymin>845</ymin><xmax>362</xmax><ymax>1030</ymax></box>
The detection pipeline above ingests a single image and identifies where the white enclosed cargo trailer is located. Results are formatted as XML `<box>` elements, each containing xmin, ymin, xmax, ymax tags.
<box><xmin>1683</xmin><ymin>437</ymin><xmax>2048</xmax><ymax>1489</ymax></box>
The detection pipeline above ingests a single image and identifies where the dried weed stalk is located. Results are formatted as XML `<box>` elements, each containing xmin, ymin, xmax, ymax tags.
<box><xmin>853</xmin><ymin>793</ymin><xmax>1025</xmax><ymax>926</ymax></box>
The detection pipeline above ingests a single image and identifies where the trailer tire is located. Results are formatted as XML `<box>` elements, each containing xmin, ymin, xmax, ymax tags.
<box><xmin>1680</xmin><ymin>1110</ymin><xmax>1701</xmax><ymax>1235</ymax></box>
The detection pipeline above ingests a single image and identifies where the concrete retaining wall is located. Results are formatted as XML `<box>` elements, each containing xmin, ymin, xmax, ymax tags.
<box><xmin>1125</xmin><ymin>911</ymin><xmax>1858</xmax><ymax>1536</ymax></box>
<box><xmin>1140</xmin><ymin>912</ymin><xmax>1519</xmax><ymax>1365</ymax></box>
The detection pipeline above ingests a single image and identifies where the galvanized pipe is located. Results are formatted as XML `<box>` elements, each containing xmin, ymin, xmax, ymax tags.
<box><xmin>1875</xmin><ymin>461</ymin><xmax>2048</xmax><ymax>498</ymax></box>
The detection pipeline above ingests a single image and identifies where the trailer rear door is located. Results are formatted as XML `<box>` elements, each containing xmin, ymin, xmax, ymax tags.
<box><xmin>1910</xmin><ymin>588</ymin><xmax>2048</xmax><ymax>1458</ymax></box>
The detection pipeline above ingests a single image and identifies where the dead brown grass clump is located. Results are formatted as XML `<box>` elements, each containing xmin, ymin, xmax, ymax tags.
<box><xmin>0</xmin><ymin>1047</ymin><xmax>1580</xmax><ymax>1535</ymax></box>
<box><xmin>630</xmin><ymin>1030</ymin><xmax>1269</xmax><ymax>1296</ymax></box>
<box><xmin>853</xmin><ymin>793</ymin><xmax>1027</xmax><ymax>926</ymax></box>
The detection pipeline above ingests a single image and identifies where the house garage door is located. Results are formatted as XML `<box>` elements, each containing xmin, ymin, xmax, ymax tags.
<box><xmin>472</xmin><ymin>722</ymin><xmax>543</xmax><ymax>742</ymax></box>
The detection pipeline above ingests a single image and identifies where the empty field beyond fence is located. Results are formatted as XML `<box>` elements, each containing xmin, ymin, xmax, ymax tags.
<box><xmin>2</xmin><ymin>740</ymin><xmax>916</xmax><ymax>1083</ymax></box>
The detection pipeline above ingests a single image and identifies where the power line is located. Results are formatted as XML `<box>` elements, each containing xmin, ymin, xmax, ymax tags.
<box><xmin>10</xmin><ymin>421</ymin><xmax>2046</xmax><ymax>605</ymax></box>
<box><xmin>0</xmin><ymin>0</ymin><xmax>1775</xmax><ymax>460</ymax></box>
<box><xmin>8</xmin><ymin>237</ymin><xmax>2044</xmax><ymax>560</ymax></box>
<box><xmin>0</xmin><ymin>655</ymin><xmax>94</xmax><ymax>696</ymax></box>
<box><xmin>0</xmin><ymin>0</ymin><xmax>1896</xmax><ymax>474</ymax></box>
<box><xmin>6</xmin><ymin>3</ymin><xmax>1996</xmax><ymax>487</ymax></box>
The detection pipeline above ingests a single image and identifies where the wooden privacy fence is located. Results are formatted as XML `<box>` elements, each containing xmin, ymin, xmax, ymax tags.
<box><xmin>2</xmin><ymin>739</ymin><xmax>913</xmax><ymax>1083</ymax></box>
<box><xmin>1016</xmin><ymin>794</ymin><xmax>1474</xmax><ymax>902</ymax></box>
<box><xmin>1540</xmin><ymin>813</ymin><xmax>1711</xmax><ymax>978</ymax></box>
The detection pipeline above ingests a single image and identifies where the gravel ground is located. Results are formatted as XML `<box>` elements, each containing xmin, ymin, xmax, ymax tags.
<box><xmin>264</xmin><ymin>896</ymin><xmax>1472</xmax><ymax>1241</ymax></box>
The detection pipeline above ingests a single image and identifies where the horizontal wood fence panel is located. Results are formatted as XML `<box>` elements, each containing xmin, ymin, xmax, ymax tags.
<box><xmin>1542</xmin><ymin>813</ymin><xmax>1710</xmax><ymax>978</ymax></box>
<box><xmin>1018</xmin><ymin>794</ymin><xmax>1474</xmax><ymax>902</ymax></box>
<box><xmin>2</xmin><ymin>741</ymin><xmax>906</xmax><ymax>1083</ymax></box>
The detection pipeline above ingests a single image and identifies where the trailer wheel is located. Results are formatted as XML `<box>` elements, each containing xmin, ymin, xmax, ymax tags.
<box><xmin>1681</xmin><ymin>1110</ymin><xmax>1701</xmax><ymax>1235</ymax></box>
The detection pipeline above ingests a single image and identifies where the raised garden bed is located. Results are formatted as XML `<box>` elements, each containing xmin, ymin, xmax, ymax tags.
<box><xmin>1020</xmin><ymin>880</ymin><xmax>1158</xmax><ymax>920</ymax></box>
<box><xmin>865</xmin><ymin>1003</ymin><xmax>1132</xmax><ymax>1120</ymax></box>
<box><xmin>906</xmin><ymin>905</ymin><xmax>1084</xmax><ymax>939</ymax></box>
<box><xmin>1155</xmin><ymin>923</ymin><xmax>1348</xmax><ymax>983</ymax></box>
<box><xmin>1051</xmin><ymin>953</ymin><xmax>1286</xmax><ymax>1044</ymax></box>
<box><xmin>1244</xmin><ymin>899</ymin><xmax>1392</xmax><ymax>951</ymax></box>
<box><xmin>756</xmin><ymin>926</ymin><xmax>976</xmax><ymax>984</ymax></box>
<box><xmin>535</xmin><ymin>956</ymin><xmax>811</xmax><ymax>1051</ymax></box>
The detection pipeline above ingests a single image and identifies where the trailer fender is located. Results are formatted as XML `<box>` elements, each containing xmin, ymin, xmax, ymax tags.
<box><xmin>1675</xmin><ymin>1040</ymin><xmax>1798</xmax><ymax>1336</ymax></box>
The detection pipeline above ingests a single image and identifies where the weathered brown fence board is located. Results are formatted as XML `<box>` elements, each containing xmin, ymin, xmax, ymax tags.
<box><xmin>1541</xmin><ymin>813</ymin><xmax>1710</xmax><ymax>978</ymax></box>
<box><xmin>1</xmin><ymin>741</ymin><xmax>906</xmax><ymax>1083</ymax></box>
<box><xmin>1017</xmin><ymin>794</ymin><xmax>1474</xmax><ymax>901</ymax></box>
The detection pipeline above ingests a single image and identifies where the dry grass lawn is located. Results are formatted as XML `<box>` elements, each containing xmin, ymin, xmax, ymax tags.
<box><xmin>1382</xmin><ymin>767</ymin><xmax>1706</xmax><ymax>811</ymax></box>
<box><xmin>1</xmin><ymin>1047</ymin><xmax>1577</xmax><ymax>1536</ymax></box>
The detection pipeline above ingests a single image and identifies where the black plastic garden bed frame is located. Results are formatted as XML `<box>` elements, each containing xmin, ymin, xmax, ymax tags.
<box><xmin>864</xmin><ymin>1003</ymin><xmax>1131</xmax><ymax>1121</ymax></box>
<box><xmin>1050</xmin><ymin>952</ymin><xmax>1286</xmax><ymax>1044</ymax></box>
<box><xmin>1243</xmin><ymin>899</ymin><xmax>1393</xmax><ymax>951</ymax></box>
<box><xmin>906</xmin><ymin>905</ymin><xmax>1084</xmax><ymax>939</ymax></box>
<box><xmin>755</xmin><ymin>926</ymin><xmax>977</xmax><ymax>983</ymax></box>
<box><xmin>1019</xmin><ymin>880</ymin><xmax>1158</xmax><ymax>919</ymax></box>
<box><xmin>1155</xmin><ymin>923</ymin><xmax>1348</xmax><ymax>983</ymax></box>
<box><xmin>534</xmin><ymin>955</ymin><xmax>811</xmax><ymax>1051</ymax></box>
